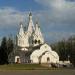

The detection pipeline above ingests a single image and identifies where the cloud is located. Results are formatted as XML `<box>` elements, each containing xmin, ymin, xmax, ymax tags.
<box><xmin>34</xmin><ymin>0</ymin><xmax>75</xmax><ymax>42</ymax></box>
<box><xmin>35</xmin><ymin>0</ymin><xmax>75</xmax><ymax>10</ymax></box>
<box><xmin>35</xmin><ymin>0</ymin><xmax>65</xmax><ymax>9</ymax></box>
<box><xmin>35</xmin><ymin>0</ymin><xmax>75</xmax><ymax>22</ymax></box>
<box><xmin>0</xmin><ymin>7</ymin><xmax>29</xmax><ymax>29</ymax></box>
<box><xmin>34</xmin><ymin>0</ymin><xmax>75</xmax><ymax>28</ymax></box>
<box><xmin>0</xmin><ymin>7</ymin><xmax>30</xmax><ymax>39</ymax></box>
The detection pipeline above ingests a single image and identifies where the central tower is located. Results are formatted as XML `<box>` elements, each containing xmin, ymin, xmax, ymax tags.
<box><xmin>16</xmin><ymin>12</ymin><xmax>44</xmax><ymax>51</ymax></box>
<box><xmin>27</xmin><ymin>12</ymin><xmax>35</xmax><ymax>36</ymax></box>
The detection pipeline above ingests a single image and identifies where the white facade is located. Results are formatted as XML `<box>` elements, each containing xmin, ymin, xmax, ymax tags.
<box><xmin>30</xmin><ymin>44</ymin><xmax>59</xmax><ymax>64</ymax></box>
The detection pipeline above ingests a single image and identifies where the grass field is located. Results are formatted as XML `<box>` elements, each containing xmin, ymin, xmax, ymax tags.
<box><xmin>0</xmin><ymin>70</ymin><xmax>75</xmax><ymax>75</ymax></box>
<box><xmin>0</xmin><ymin>64</ymin><xmax>50</xmax><ymax>71</ymax></box>
<box><xmin>0</xmin><ymin>64</ymin><xmax>74</xmax><ymax>71</ymax></box>
<box><xmin>0</xmin><ymin>65</ymin><xmax>75</xmax><ymax>75</ymax></box>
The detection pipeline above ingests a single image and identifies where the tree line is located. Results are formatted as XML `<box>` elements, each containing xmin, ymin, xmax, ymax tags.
<box><xmin>0</xmin><ymin>35</ymin><xmax>75</xmax><ymax>66</ymax></box>
<box><xmin>0</xmin><ymin>37</ymin><xmax>14</xmax><ymax>65</ymax></box>
<box><xmin>51</xmin><ymin>36</ymin><xmax>75</xmax><ymax>66</ymax></box>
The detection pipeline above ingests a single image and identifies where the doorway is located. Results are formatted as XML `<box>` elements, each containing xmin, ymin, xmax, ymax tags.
<box><xmin>15</xmin><ymin>56</ymin><xmax>20</xmax><ymax>64</ymax></box>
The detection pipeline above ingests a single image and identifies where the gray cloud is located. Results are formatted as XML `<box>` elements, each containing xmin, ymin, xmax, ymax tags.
<box><xmin>0</xmin><ymin>7</ymin><xmax>28</xmax><ymax>28</ymax></box>
<box><xmin>34</xmin><ymin>0</ymin><xmax>75</xmax><ymax>42</ymax></box>
<box><xmin>0</xmin><ymin>7</ymin><xmax>29</xmax><ymax>40</ymax></box>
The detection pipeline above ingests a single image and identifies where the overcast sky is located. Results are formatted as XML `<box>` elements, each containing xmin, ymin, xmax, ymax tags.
<box><xmin>0</xmin><ymin>0</ymin><xmax>75</xmax><ymax>43</ymax></box>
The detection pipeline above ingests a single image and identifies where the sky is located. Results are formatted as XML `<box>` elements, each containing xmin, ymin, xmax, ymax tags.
<box><xmin>0</xmin><ymin>0</ymin><xmax>75</xmax><ymax>43</ymax></box>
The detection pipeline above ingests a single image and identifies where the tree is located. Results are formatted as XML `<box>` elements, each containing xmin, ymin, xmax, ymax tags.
<box><xmin>68</xmin><ymin>36</ymin><xmax>75</xmax><ymax>66</ymax></box>
<box><xmin>7</xmin><ymin>37</ymin><xmax>14</xmax><ymax>55</ymax></box>
<box><xmin>0</xmin><ymin>36</ymin><xmax>14</xmax><ymax>64</ymax></box>
<box><xmin>0</xmin><ymin>37</ymin><xmax>8</xmax><ymax>64</ymax></box>
<box><xmin>51</xmin><ymin>36</ymin><xmax>75</xmax><ymax>66</ymax></box>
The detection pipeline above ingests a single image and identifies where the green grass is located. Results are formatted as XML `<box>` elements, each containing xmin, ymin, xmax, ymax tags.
<box><xmin>0</xmin><ymin>64</ymin><xmax>50</xmax><ymax>71</ymax></box>
<box><xmin>0</xmin><ymin>64</ymin><xmax>66</xmax><ymax>71</ymax></box>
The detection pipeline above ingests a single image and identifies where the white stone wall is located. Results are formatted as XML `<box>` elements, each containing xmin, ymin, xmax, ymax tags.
<box><xmin>30</xmin><ymin>44</ymin><xmax>59</xmax><ymax>64</ymax></box>
<box><xmin>17</xmin><ymin>34</ymin><xmax>29</xmax><ymax>47</ymax></box>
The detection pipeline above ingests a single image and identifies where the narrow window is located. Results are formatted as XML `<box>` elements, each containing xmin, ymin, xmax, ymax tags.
<box><xmin>35</xmin><ymin>40</ymin><xmax>37</xmax><ymax>44</ymax></box>
<box><xmin>47</xmin><ymin>57</ymin><xmax>50</xmax><ymax>62</ymax></box>
<box><xmin>38</xmin><ymin>40</ymin><xmax>41</xmax><ymax>44</ymax></box>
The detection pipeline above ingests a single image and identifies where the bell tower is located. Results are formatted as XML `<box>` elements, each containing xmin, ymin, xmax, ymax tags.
<box><xmin>33</xmin><ymin>22</ymin><xmax>44</xmax><ymax>46</ymax></box>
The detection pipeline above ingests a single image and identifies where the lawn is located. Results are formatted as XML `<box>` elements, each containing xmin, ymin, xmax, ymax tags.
<box><xmin>0</xmin><ymin>64</ymin><xmax>73</xmax><ymax>71</ymax></box>
<box><xmin>0</xmin><ymin>64</ymin><xmax>50</xmax><ymax>71</ymax></box>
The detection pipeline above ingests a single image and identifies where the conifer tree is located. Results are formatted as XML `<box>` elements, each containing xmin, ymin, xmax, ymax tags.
<box><xmin>7</xmin><ymin>37</ymin><xmax>14</xmax><ymax>55</ymax></box>
<box><xmin>0</xmin><ymin>37</ymin><xmax>8</xmax><ymax>64</ymax></box>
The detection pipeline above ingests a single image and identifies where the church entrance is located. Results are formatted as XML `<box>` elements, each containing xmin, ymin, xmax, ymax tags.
<box><xmin>15</xmin><ymin>56</ymin><xmax>21</xmax><ymax>64</ymax></box>
<box><xmin>16</xmin><ymin>58</ymin><xmax>20</xmax><ymax>63</ymax></box>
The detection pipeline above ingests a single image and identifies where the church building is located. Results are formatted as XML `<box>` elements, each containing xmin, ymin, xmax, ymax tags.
<box><xmin>9</xmin><ymin>13</ymin><xmax>59</xmax><ymax>64</ymax></box>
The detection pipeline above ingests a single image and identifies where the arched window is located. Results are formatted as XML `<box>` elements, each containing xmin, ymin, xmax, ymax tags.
<box><xmin>38</xmin><ymin>40</ymin><xmax>41</xmax><ymax>44</ymax></box>
<box><xmin>35</xmin><ymin>40</ymin><xmax>37</xmax><ymax>44</ymax></box>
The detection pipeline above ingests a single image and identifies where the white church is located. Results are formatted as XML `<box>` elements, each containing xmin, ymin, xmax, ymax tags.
<box><xmin>9</xmin><ymin>13</ymin><xmax>59</xmax><ymax>64</ymax></box>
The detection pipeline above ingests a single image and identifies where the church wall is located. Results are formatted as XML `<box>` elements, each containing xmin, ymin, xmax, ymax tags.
<box><xmin>41</xmin><ymin>52</ymin><xmax>59</xmax><ymax>63</ymax></box>
<box><xmin>30</xmin><ymin>44</ymin><xmax>59</xmax><ymax>64</ymax></box>
<box><xmin>17</xmin><ymin>35</ymin><xmax>29</xmax><ymax>47</ymax></box>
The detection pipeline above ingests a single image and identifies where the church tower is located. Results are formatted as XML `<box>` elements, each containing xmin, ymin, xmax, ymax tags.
<box><xmin>16</xmin><ymin>13</ymin><xmax>44</xmax><ymax>50</ymax></box>
<box><xmin>27</xmin><ymin>12</ymin><xmax>35</xmax><ymax>36</ymax></box>
<box><xmin>18</xmin><ymin>22</ymin><xmax>25</xmax><ymax>36</ymax></box>
<box><xmin>33</xmin><ymin>22</ymin><xmax>44</xmax><ymax>46</ymax></box>
<box><xmin>17</xmin><ymin>22</ymin><xmax>29</xmax><ymax>51</ymax></box>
